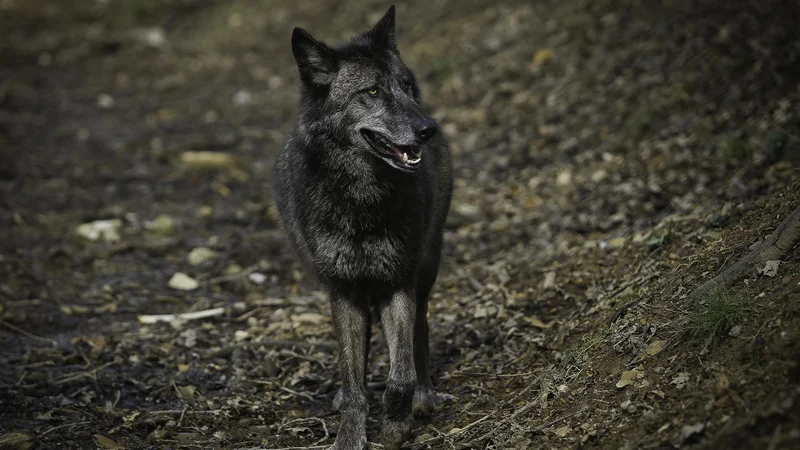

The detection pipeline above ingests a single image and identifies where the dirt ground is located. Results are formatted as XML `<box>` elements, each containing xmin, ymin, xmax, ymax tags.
<box><xmin>1</xmin><ymin>0</ymin><xmax>799</xmax><ymax>449</ymax></box>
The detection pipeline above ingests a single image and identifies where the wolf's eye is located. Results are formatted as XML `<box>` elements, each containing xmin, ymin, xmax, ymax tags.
<box><xmin>366</xmin><ymin>88</ymin><xmax>379</xmax><ymax>96</ymax></box>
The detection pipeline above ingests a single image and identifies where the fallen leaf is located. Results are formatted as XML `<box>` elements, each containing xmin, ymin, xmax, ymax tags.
<box><xmin>174</xmin><ymin>384</ymin><xmax>196</xmax><ymax>400</ymax></box>
<box><xmin>555</xmin><ymin>425</ymin><xmax>571</xmax><ymax>437</ymax></box>
<box><xmin>715</xmin><ymin>373</ymin><xmax>729</xmax><ymax>391</ymax></box>
<box><xmin>290</xmin><ymin>312</ymin><xmax>329</xmax><ymax>326</ymax></box>
<box><xmin>94</xmin><ymin>434</ymin><xmax>124</xmax><ymax>449</ymax></box>
<box><xmin>180</xmin><ymin>151</ymin><xmax>240</xmax><ymax>170</ymax></box>
<box><xmin>616</xmin><ymin>369</ymin><xmax>640</xmax><ymax>389</ymax></box>
<box><xmin>760</xmin><ymin>260</ymin><xmax>781</xmax><ymax>277</ymax></box>
<box><xmin>645</xmin><ymin>339</ymin><xmax>667</xmax><ymax>356</ymax></box>
<box><xmin>234</xmin><ymin>330</ymin><xmax>250</xmax><ymax>342</ymax></box>
<box><xmin>122</xmin><ymin>411</ymin><xmax>140</xmax><ymax>427</ymax></box>
<box><xmin>542</xmin><ymin>271</ymin><xmax>556</xmax><ymax>289</ymax></box>
<box><xmin>671</xmin><ymin>372</ymin><xmax>690</xmax><ymax>388</ymax></box>
<box><xmin>533</xmin><ymin>48</ymin><xmax>554</xmax><ymax>66</ymax></box>
<box><xmin>187</xmin><ymin>247</ymin><xmax>219</xmax><ymax>266</ymax></box>
<box><xmin>524</xmin><ymin>316</ymin><xmax>550</xmax><ymax>329</ymax></box>
<box><xmin>0</xmin><ymin>431</ymin><xmax>37</xmax><ymax>450</ymax></box>
<box><xmin>146</xmin><ymin>214</ymin><xmax>177</xmax><ymax>236</ymax></box>
<box><xmin>678</xmin><ymin>423</ymin><xmax>705</xmax><ymax>443</ymax></box>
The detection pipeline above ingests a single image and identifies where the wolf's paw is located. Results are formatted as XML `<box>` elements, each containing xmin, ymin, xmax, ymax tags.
<box><xmin>412</xmin><ymin>386</ymin><xmax>435</xmax><ymax>418</ymax></box>
<box><xmin>381</xmin><ymin>418</ymin><xmax>412</xmax><ymax>450</ymax></box>
<box><xmin>329</xmin><ymin>421</ymin><xmax>367</xmax><ymax>450</ymax></box>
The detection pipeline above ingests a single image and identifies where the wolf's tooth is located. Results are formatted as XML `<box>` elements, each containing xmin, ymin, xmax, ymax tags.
<box><xmin>402</xmin><ymin>152</ymin><xmax>408</xmax><ymax>163</ymax></box>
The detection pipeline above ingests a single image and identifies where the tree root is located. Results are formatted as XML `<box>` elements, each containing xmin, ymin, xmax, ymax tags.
<box><xmin>687</xmin><ymin>202</ymin><xmax>800</xmax><ymax>302</ymax></box>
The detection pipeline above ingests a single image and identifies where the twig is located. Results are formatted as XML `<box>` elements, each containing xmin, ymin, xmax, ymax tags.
<box><xmin>204</xmin><ymin>340</ymin><xmax>336</xmax><ymax>360</ymax></box>
<box><xmin>237</xmin><ymin>445</ymin><xmax>329</xmax><ymax>450</ymax></box>
<box><xmin>411</xmin><ymin>413</ymin><xmax>493</xmax><ymax>448</ymax></box>
<box><xmin>456</xmin><ymin>399</ymin><xmax>541</xmax><ymax>449</ymax></box>
<box><xmin>207</xmin><ymin>264</ymin><xmax>260</xmax><ymax>285</ymax></box>
<box><xmin>52</xmin><ymin>359</ymin><xmax>119</xmax><ymax>385</ymax></box>
<box><xmin>41</xmin><ymin>421</ymin><xmax>92</xmax><ymax>435</ymax></box>
<box><xmin>0</xmin><ymin>320</ymin><xmax>57</xmax><ymax>345</ymax></box>
<box><xmin>148</xmin><ymin>409</ymin><xmax>221</xmax><ymax>415</ymax></box>
<box><xmin>138</xmin><ymin>307</ymin><xmax>226</xmax><ymax>324</ymax></box>
<box><xmin>280</xmin><ymin>386</ymin><xmax>315</xmax><ymax>402</ymax></box>
<box><xmin>529</xmin><ymin>408</ymin><xmax>587</xmax><ymax>433</ymax></box>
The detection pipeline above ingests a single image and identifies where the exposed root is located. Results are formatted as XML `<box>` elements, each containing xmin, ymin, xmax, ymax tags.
<box><xmin>687</xmin><ymin>202</ymin><xmax>800</xmax><ymax>303</ymax></box>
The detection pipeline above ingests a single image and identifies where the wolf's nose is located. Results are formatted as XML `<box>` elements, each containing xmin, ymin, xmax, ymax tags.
<box><xmin>415</xmin><ymin>119</ymin><xmax>438</xmax><ymax>143</ymax></box>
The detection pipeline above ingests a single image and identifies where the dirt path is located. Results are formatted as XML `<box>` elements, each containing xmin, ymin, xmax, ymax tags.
<box><xmin>1</xmin><ymin>0</ymin><xmax>799</xmax><ymax>449</ymax></box>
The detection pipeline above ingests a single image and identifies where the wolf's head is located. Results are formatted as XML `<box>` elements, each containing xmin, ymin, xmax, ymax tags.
<box><xmin>291</xmin><ymin>5</ymin><xmax>437</xmax><ymax>173</ymax></box>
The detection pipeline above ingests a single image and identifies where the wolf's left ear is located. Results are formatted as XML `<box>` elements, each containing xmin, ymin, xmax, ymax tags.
<box><xmin>369</xmin><ymin>5</ymin><xmax>397</xmax><ymax>51</ymax></box>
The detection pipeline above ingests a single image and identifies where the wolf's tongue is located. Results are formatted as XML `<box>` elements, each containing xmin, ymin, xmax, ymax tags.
<box><xmin>389</xmin><ymin>146</ymin><xmax>405</xmax><ymax>160</ymax></box>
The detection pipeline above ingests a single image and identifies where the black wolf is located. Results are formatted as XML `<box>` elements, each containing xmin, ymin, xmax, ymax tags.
<box><xmin>272</xmin><ymin>5</ymin><xmax>453</xmax><ymax>450</ymax></box>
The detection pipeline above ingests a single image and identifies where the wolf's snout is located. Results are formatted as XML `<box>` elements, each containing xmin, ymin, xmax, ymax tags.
<box><xmin>414</xmin><ymin>119</ymin><xmax>438</xmax><ymax>143</ymax></box>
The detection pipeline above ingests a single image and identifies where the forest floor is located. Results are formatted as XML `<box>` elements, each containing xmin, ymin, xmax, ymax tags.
<box><xmin>1</xmin><ymin>0</ymin><xmax>799</xmax><ymax>449</ymax></box>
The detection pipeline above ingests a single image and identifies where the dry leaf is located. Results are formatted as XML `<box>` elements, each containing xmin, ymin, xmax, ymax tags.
<box><xmin>671</xmin><ymin>372</ymin><xmax>690</xmax><ymax>388</ymax></box>
<box><xmin>95</xmin><ymin>434</ymin><xmax>124</xmax><ymax>449</ymax></box>
<box><xmin>542</xmin><ymin>271</ymin><xmax>556</xmax><ymax>289</ymax></box>
<box><xmin>645</xmin><ymin>339</ymin><xmax>666</xmax><ymax>356</ymax></box>
<box><xmin>180</xmin><ymin>151</ymin><xmax>239</xmax><ymax>170</ymax></box>
<box><xmin>616</xmin><ymin>369</ymin><xmax>640</xmax><ymax>389</ymax></box>
<box><xmin>174</xmin><ymin>384</ymin><xmax>196</xmax><ymax>400</ymax></box>
<box><xmin>760</xmin><ymin>260</ymin><xmax>780</xmax><ymax>277</ymax></box>
<box><xmin>715</xmin><ymin>373</ymin><xmax>729</xmax><ymax>391</ymax></box>
<box><xmin>533</xmin><ymin>49</ymin><xmax>554</xmax><ymax>66</ymax></box>
<box><xmin>290</xmin><ymin>312</ymin><xmax>328</xmax><ymax>326</ymax></box>
<box><xmin>0</xmin><ymin>431</ymin><xmax>37</xmax><ymax>450</ymax></box>
<box><xmin>524</xmin><ymin>316</ymin><xmax>550</xmax><ymax>329</ymax></box>
<box><xmin>555</xmin><ymin>425</ymin><xmax>571</xmax><ymax>436</ymax></box>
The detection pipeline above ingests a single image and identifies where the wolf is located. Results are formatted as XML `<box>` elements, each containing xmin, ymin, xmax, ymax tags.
<box><xmin>272</xmin><ymin>5</ymin><xmax>453</xmax><ymax>450</ymax></box>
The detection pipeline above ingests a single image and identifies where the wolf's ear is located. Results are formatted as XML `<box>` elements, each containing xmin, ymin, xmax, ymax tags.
<box><xmin>369</xmin><ymin>5</ymin><xmax>397</xmax><ymax>51</ymax></box>
<box><xmin>291</xmin><ymin>27</ymin><xmax>338</xmax><ymax>86</ymax></box>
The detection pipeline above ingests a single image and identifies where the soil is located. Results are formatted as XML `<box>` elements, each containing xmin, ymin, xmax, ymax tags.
<box><xmin>1</xmin><ymin>0</ymin><xmax>799</xmax><ymax>449</ymax></box>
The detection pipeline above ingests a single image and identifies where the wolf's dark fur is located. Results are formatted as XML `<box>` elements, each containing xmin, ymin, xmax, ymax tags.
<box><xmin>272</xmin><ymin>5</ymin><xmax>453</xmax><ymax>449</ymax></box>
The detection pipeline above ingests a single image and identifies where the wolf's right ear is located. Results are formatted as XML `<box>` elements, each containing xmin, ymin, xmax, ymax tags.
<box><xmin>291</xmin><ymin>27</ymin><xmax>337</xmax><ymax>86</ymax></box>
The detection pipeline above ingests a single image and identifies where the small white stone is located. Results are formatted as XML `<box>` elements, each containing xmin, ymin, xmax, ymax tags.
<box><xmin>187</xmin><ymin>247</ymin><xmax>219</xmax><ymax>266</ymax></box>
<box><xmin>168</xmin><ymin>272</ymin><xmax>199</xmax><ymax>291</ymax></box>
<box><xmin>76</xmin><ymin>219</ymin><xmax>122</xmax><ymax>242</ymax></box>
<box><xmin>248</xmin><ymin>272</ymin><xmax>267</xmax><ymax>285</ymax></box>
<box><xmin>97</xmin><ymin>93</ymin><xmax>115</xmax><ymax>109</ymax></box>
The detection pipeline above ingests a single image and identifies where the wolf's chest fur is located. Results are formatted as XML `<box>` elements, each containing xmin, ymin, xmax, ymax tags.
<box><xmin>281</xmin><ymin>159</ymin><xmax>429</xmax><ymax>284</ymax></box>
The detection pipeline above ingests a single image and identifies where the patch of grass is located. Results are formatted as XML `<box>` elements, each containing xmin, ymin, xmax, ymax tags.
<box><xmin>690</xmin><ymin>291</ymin><xmax>747</xmax><ymax>339</ymax></box>
<box><xmin>563</xmin><ymin>327</ymin><xmax>611</xmax><ymax>366</ymax></box>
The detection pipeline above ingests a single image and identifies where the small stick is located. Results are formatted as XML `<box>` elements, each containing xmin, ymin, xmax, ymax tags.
<box><xmin>207</xmin><ymin>264</ymin><xmax>260</xmax><ymax>285</ymax></box>
<box><xmin>138</xmin><ymin>307</ymin><xmax>225</xmax><ymax>324</ymax></box>
<box><xmin>0</xmin><ymin>320</ymin><xmax>57</xmax><ymax>345</ymax></box>
<box><xmin>52</xmin><ymin>359</ymin><xmax>119</xmax><ymax>385</ymax></box>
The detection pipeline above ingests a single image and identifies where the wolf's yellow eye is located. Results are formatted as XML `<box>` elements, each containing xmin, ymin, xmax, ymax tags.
<box><xmin>366</xmin><ymin>88</ymin><xmax>378</xmax><ymax>96</ymax></box>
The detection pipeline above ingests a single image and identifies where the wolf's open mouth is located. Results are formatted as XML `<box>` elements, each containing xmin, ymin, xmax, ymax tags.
<box><xmin>360</xmin><ymin>129</ymin><xmax>422</xmax><ymax>171</ymax></box>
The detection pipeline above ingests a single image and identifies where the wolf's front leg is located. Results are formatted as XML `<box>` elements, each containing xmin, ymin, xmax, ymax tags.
<box><xmin>379</xmin><ymin>289</ymin><xmax>417</xmax><ymax>450</ymax></box>
<box><xmin>330</xmin><ymin>295</ymin><xmax>370</xmax><ymax>450</ymax></box>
